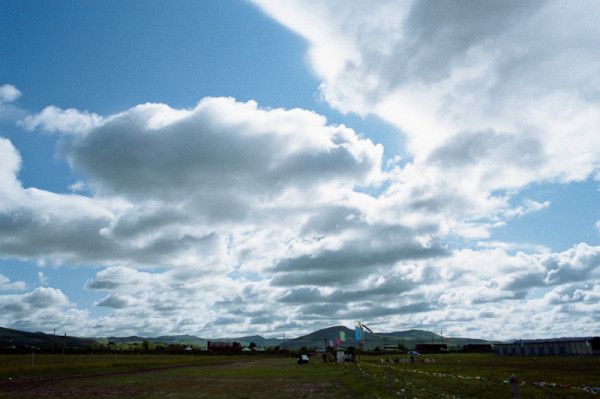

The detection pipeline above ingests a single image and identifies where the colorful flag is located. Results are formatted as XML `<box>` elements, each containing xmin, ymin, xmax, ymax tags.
<box><xmin>340</xmin><ymin>330</ymin><xmax>346</xmax><ymax>341</ymax></box>
<box><xmin>355</xmin><ymin>326</ymin><xmax>362</xmax><ymax>341</ymax></box>
<box><xmin>335</xmin><ymin>337</ymin><xmax>341</xmax><ymax>346</ymax></box>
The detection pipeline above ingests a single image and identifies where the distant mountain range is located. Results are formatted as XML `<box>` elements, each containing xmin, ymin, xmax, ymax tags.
<box><xmin>1</xmin><ymin>325</ymin><xmax>494</xmax><ymax>350</ymax></box>
<box><xmin>96</xmin><ymin>334</ymin><xmax>283</xmax><ymax>348</ymax></box>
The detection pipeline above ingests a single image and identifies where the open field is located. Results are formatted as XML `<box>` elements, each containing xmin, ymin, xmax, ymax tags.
<box><xmin>0</xmin><ymin>353</ymin><xmax>599</xmax><ymax>398</ymax></box>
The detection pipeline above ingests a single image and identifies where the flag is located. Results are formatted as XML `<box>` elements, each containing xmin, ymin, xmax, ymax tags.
<box><xmin>355</xmin><ymin>326</ymin><xmax>362</xmax><ymax>341</ymax></box>
<box><xmin>340</xmin><ymin>330</ymin><xmax>346</xmax><ymax>341</ymax></box>
<box><xmin>329</xmin><ymin>340</ymin><xmax>334</xmax><ymax>347</ymax></box>
<box><xmin>335</xmin><ymin>337</ymin><xmax>341</xmax><ymax>346</ymax></box>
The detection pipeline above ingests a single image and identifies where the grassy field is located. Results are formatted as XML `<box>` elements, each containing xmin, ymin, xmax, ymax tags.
<box><xmin>0</xmin><ymin>353</ymin><xmax>598</xmax><ymax>398</ymax></box>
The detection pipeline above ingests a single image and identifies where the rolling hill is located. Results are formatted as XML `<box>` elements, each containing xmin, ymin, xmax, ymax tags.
<box><xmin>97</xmin><ymin>334</ymin><xmax>283</xmax><ymax>347</ymax></box>
<box><xmin>280</xmin><ymin>326</ymin><xmax>494</xmax><ymax>349</ymax></box>
<box><xmin>1</xmin><ymin>325</ymin><xmax>493</xmax><ymax>351</ymax></box>
<box><xmin>0</xmin><ymin>327</ymin><xmax>98</xmax><ymax>351</ymax></box>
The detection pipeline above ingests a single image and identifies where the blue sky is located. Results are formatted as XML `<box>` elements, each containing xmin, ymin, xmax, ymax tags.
<box><xmin>0</xmin><ymin>0</ymin><xmax>599</xmax><ymax>339</ymax></box>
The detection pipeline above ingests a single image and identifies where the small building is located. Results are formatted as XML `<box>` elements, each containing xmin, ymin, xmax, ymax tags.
<box><xmin>494</xmin><ymin>337</ymin><xmax>600</xmax><ymax>356</ymax></box>
<box><xmin>207</xmin><ymin>341</ymin><xmax>243</xmax><ymax>353</ymax></box>
<box><xmin>414</xmin><ymin>344</ymin><xmax>447</xmax><ymax>354</ymax></box>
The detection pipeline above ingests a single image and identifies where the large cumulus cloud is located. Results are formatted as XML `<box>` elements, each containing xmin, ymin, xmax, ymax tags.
<box><xmin>1</xmin><ymin>98</ymin><xmax>387</xmax><ymax>270</ymax></box>
<box><xmin>253</xmin><ymin>0</ymin><xmax>600</xmax><ymax>238</ymax></box>
<box><xmin>61</xmin><ymin>98</ymin><xmax>383</xmax><ymax>203</ymax></box>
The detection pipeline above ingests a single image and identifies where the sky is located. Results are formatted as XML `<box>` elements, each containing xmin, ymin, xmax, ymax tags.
<box><xmin>0</xmin><ymin>0</ymin><xmax>599</xmax><ymax>340</ymax></box>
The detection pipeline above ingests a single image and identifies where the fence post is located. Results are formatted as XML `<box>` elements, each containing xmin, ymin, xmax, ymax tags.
<box><xmin>510</xmin><ymin>375</ymin><xmax>520</xmax><ymax>399</ymax></box>
<box><xmin>387</xmin><ymin>361</ymin><xmax>392</xmax><ymax>395</ymax></box>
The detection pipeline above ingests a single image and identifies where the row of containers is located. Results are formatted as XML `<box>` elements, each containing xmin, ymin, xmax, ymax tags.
<box><xmin>494</xmin><ymin>337</ymin><xmax>600</xmax><ymax>356</ymax></box>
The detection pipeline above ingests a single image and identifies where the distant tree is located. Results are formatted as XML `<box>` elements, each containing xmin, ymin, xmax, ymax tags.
<box><xmin>374</xmin><ymin>346</ymin><xmax>381</xmax><ymax>352</ymax></box>
<box><xmin>397</xmin><ymin>343</ymin><xmax>407</xmax><ymax>352</ymax></box>
<box><xmin>142</xmin><ymin>340</ymin><xmax>150</xmax><ymax>351</ymax></box>
<box><xmin>249</xmin><ymin>342</ymin><xmax>257</xmax><ymax>351</ymax></box>
<box><xmin>347</xmin><ymin>346</ymin><xmax>356</xmax><ymax>353</ymax></box>
<box><xmin>299</xmin><ymin>346</ymin><xmax>309</xmax><ymax>354</ymax></box>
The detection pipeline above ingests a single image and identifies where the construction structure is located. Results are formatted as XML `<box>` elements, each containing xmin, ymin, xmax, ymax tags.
<box><xmin>355</xmin><ymin>321</ymin><xmax>373</xmax><ymax>352</ymax></box>
<box><xmin>494</xmin><ymin>337</ymin><xmax>600</xmax><ymax>356</ymax></box>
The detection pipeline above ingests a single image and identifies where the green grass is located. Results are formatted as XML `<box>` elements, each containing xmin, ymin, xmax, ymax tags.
<box><xmin>0</xmin><ymin>353</ymin><xmax>598</xmax><ymax>398</ymax></box>
<box><xmin>356</xmin><ymin>353</ymin><xmax>600</xmax><ymax>398</ymax></box>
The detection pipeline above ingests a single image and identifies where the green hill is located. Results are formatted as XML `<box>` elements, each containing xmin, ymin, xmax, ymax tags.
<box><xmin>0</xmin><ymin>327</ymin><xmax>98</xmax><ymax>351</ymax></box>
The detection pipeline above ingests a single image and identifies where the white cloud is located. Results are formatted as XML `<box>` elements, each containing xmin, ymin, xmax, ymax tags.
<box><xmin>0</xmin><ymin>137</ymin><xmax>21</xmax><ymax>193</ymax></box>
<box><xmin>542</xmin><ymin>243</ymin><xmax>600</xmax><ymax>285</ymax></box>
<box><xmin>255</xmin><ymin>0</ymin><xmax>600</xmax><ymax>158</ymax></box>
<box><xmin>0</xmin><ymin>287</ymin><xmax>89</xmax><ymax>334</ymax></box>
<box><xmin>0</xmin><ymin>274</ymin><xmax>26</xmax><ymax>292</ymax></box>
<box><xmin>503</xmin><ymin>199</ymin><xmax>550</xmax><ymax>219</ymax></box>
<box><xmin>254</xmin><ymin>0</ymin><xmax>600</xmax><ymax>239</ymax></box>
<box><xmin>476</xmin><ymin>240</ymin><xmax>549</xmax><ymax>254</ymax></box>
<box><xmin>68</xmin><ymin>180</ymin><xmax>87</xmax><ymax>193</ymax></box>
<box><xmin>82</xmin><ymin>266</ymin><xmax>266</xmax><ymax>336</ymax></box>
<box><xmin>62</xmin><ymin>98</ymin><xmax>383</xmax><ymax>203</ymax></box>
<box><xmin>0</xmin><ymin>84</ymin><xmax>21</xmax><ymax>103</ymax></box>
<box><xmin>0</xmin><ymin>97</ymin><xmax>387</xmax><ymax>273</ymax></box>
<box><xmin>20</xmin><ymin>105</ymin><xmax>103</xmax><ymax>134</ymax></box>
